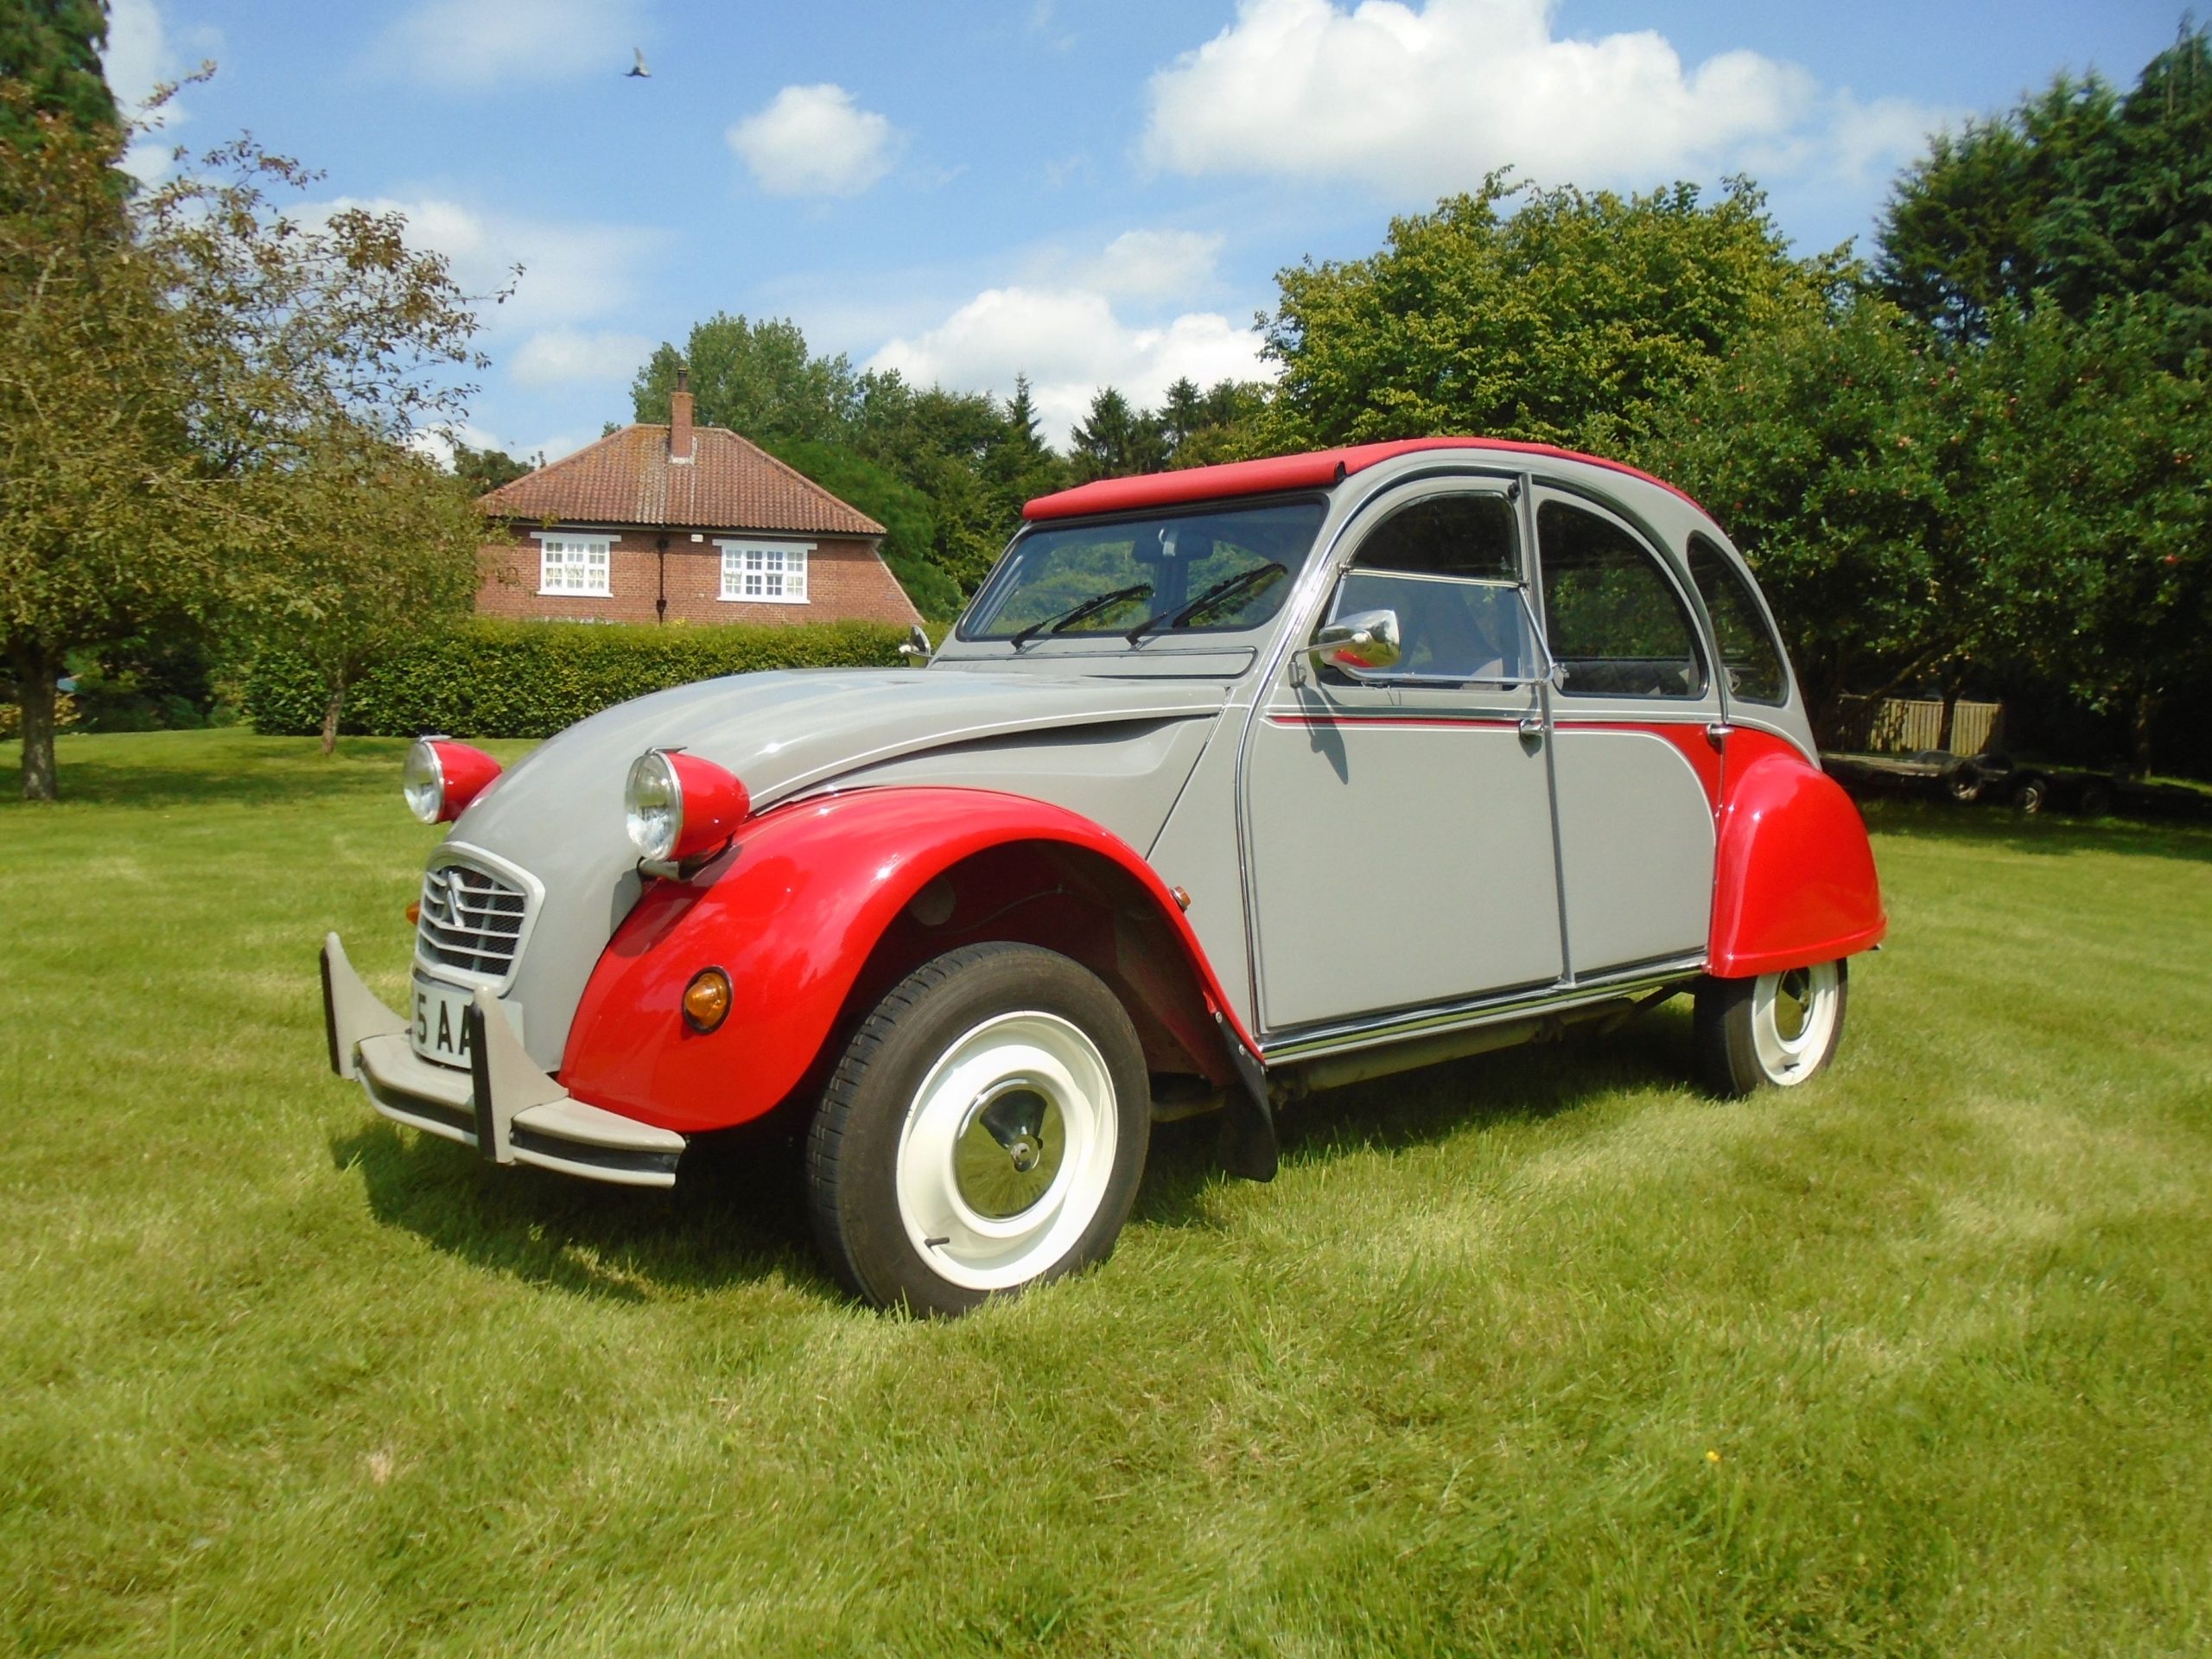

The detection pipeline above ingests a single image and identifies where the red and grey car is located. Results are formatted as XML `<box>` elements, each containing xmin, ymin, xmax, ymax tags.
<box><xmin>321</xmin><ymin>438</ymin><xmax>1886</xmax><ymax>1314</ymax></box>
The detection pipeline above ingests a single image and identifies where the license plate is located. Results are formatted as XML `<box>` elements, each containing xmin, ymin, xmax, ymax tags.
<box><xmin>410</xmin><ymin>975</ymin><xmax>480</xmax><ymax>1067</ymax></box>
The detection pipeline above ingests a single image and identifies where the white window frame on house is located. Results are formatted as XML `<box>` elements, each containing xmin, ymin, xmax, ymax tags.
<box><xmin>534</xmin><ymin>531</ymin><xmax>613</xmax><ymax>597</ymax></box>
<box><xmin>717</xmin><ymin>539</ymin><xmax>812</xmax><ymax>605</ymax></box>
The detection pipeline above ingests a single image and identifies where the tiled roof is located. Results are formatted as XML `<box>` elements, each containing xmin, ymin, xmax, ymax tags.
<box><xmin>477</xmin><ymin>424</ymin><xmax>886</xmax><ymax>537</ymax></box>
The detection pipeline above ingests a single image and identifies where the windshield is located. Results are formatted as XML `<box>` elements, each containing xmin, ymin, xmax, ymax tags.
<box><xmin>961</xmin><ymin>499</ymin><xmax>1327</xmax><ymax>643</ymax></box>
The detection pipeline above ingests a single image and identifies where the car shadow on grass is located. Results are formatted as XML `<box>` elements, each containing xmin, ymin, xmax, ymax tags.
<box><xmin>1131</xmin><ymin>1007</ymin><xmax>1697</xmax><ymax>1230</ymax></box>
<box><xmin>331</xmin><ymin>1110</ymin><xmax>842</xmax><ymax>1306</ymax></box>
<box><xmin>333</xmin><ymin>1008</ymin><xmax>1697</xmax><ymax>1303</ymax></box>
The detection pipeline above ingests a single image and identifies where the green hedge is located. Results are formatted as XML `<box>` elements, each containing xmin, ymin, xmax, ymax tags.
<box><xmin>247</xmin><ymin>617</ymin><xmax>908</xmax><ymax>739</ymax></box>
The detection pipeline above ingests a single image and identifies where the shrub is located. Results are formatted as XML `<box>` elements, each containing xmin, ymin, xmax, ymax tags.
<box><xmin>246</xmin><ymin>617</ymin><xmax>908</xmax><ymax>739</ymax></box>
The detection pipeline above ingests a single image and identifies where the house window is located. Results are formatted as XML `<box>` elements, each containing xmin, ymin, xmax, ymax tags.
<box><xmin>535</xmin><ymin>533</ymin><xmax>612</xmax><ymax>596</ymax></box>
<box><xmin>718</xmin><ymin>541</ymin><xmax>811</xmax><ymax>605</ymax></box>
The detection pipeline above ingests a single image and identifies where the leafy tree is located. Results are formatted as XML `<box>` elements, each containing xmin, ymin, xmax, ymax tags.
<box><xmin>1641</xmin><ymin>298</ymin><xmax>1999</xmax><ymax>741</ymax></box>
<box><xmin>1971</xmin><ymin>303</ymin><xmax>2211</xmax><ymax>771</ymax></box>
<box><xmin>1068</xmin><ymin>386</ymin><xmax>1167</xmax><ymax>482</ymax></box>
<box><xmin>242</xmin><ymin>421</ymin><xmax>486</xmax><ymax>752</ymax></box>
<box><xmin>1262</xmin><ymin>174</ymin><xmax>1840</xmax><ymax>455</ymax></box>
<box><xmin>632</xmin><ymin>313</ymin><xmax>857</xmax><ymax>442</ymax></box>
<box><xmin>0</xmin><ymin>84</ymin><xmax>494</xmax><ymax>797</ymax></box>
<box><xmin>755</xmin><ymin>435</ymin><xmax>961</xmax><ymax>619</ymax></box>
<box><xmin>1643</xmin><ymin>295</ymin><xmax>2210</xmax><ymax>766</ymax></box>
<box><xmin>0</xmin><ymin>0</ymin><xmax>116</xmax><ymax>149</ymax></box>
<box><xmin>450</xmin><ymin>439</ymin><xmax>534</xmax><ymax>497</ymax></box>
<box><xmin>1162</xmin><ymin>378</ymin><xmax>1272</xmax><ymax>467</ymax></box>
<box><xmin>1878</xmin><ymin>22</ymin><xmax>2212</xmax><ymax>367</ymax></box>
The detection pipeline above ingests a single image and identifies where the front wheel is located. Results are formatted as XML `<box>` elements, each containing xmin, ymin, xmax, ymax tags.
<box><xmin>1694</xmin><ymin>959</ymin><xmax>1849</xmax><ymax>1096</ymax></box>
<box><xmin>805</xmin><ymin>943</ymin><xmax>1151</xmax><ymax>1317</ymax></box>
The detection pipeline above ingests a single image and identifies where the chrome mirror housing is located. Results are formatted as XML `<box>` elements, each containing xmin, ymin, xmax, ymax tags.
<box><xmin>1309</xmin><ymin>608</ymin><xmax>1402</xmax><ymax>673</ymax></box>
<box><xmin>898</xmin><ymin>623</ymin><xmax>933</xmax><ymax>666</ymax></box>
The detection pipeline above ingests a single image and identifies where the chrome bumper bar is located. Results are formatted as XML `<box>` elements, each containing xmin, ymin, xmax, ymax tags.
<box><xmin>320</xmin><ymin>934</ymin><xmax>685</xmax><ymax>1189</ymax></box>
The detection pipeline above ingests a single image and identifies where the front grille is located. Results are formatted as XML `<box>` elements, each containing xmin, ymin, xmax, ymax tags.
<box><xmin>416</xmin><ymin>861</ymin><xmax>529</xmax><ymax>979</ymax></box>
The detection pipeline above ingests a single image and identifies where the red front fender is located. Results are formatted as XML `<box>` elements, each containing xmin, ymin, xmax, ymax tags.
<box><xmin>1709</xmin><ymin>734</ymin><xmax>1887</xmax><ymax>978</ymax></box>
<box><xmin>557</xmin><ymin>787</ymin><xmax>1254</xmax><ymax>1134</ymax></box>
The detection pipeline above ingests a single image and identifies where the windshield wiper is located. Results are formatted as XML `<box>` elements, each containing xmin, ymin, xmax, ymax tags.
<box><xmin>1125</xmin><ymin>562</ymin><xmax>1287</xmax><ymax>643</ymax></box>
<box><xmin>1007</xmin><ymin>582</ymin><xmax>1153</xmax><ymax>648</ymax></box>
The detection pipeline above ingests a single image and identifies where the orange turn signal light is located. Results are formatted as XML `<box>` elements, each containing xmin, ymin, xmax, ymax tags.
<box><xmin>683</xmin><ymin>967</ymin><xmax>732</xmax><ymax>1034</ymax></box>
<box><xmin>405</xmin><ymin>900</ymin><xmax>421</xmax><ymax>926</ymax></box>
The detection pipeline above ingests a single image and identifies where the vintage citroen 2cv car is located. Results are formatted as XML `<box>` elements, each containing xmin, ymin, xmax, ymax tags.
<box><xmin>321</xmin><ymin>438</ymin><xmax>1885</xmax><ymax>1314</ymax></box>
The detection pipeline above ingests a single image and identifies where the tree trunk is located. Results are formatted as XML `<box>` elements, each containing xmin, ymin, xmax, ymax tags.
<box><xmin>10</xmin><ymin>641</ymin><xmax>59</xmax><ymax>802</ymax></box>
<box><xmin>2130</xmin><ymin>690</ymin><xmax>2159</xmax><ymax>779</ymax></box>
<box><xmin>320</xmin><ymin>670</ymin><xmax>346</xmax><ymax>757</ymax></box>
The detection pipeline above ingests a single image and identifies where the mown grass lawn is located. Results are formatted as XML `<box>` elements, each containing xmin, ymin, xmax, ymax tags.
<box><xmin>3</xmin><ymin>729</ymin><xmax>2209</xmax><ymax>1657</ymax></box>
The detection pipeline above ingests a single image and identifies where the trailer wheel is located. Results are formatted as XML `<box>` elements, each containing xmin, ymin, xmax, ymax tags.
<box><xmin>1694</xmin><ymin>960</ymin><xmax>1849</xmax><ymax>1096</ymax></box>
<box><xmin>805</xmin><ymin>943</ymin><xmax>1150</xmax><ymax>1317</ymax></box>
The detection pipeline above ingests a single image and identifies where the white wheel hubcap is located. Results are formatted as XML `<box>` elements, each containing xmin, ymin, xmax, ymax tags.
<box><xmin>895</xmin><ymin>1011</ymin><xmax>1117</xmax><ymax>1292</ymax></box>
<box><xmin>1750</xmin><ymin>962</ymin><xmax>1841</xmax><ymax>1085</ymax></box>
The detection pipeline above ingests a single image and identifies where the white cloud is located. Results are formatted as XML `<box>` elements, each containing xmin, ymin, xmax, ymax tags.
<box><xmin>102</xmin><ymin>0</ymin><xmax>189</xmax><ymax>181</ymax></box>
<box><xmin>1083</xmin><ymin>230</ymin><xmax>1224</xmax><ymax>302</ymax></box>
<box><xmin>409</xmin><ymin>420</ymin><xmax>512</xmax><ymax>469</ymax></box>
<box><xmin>728</xmin><ymin>85</ymin><xmax>901</xmax><ymax>197</ymax></box>
<box><xmin>868</xmin><ymin>287</ymin><xmax>1268</xmax><ymax>448</ymax></box>
<box><xmin>310</xmin><ymin>197</ymin><xmax>660</xmax><ymax>335</ymax></box>
<box><xmin>377</xmin><ymin>0</ymin><xmax>646</xmax><ymax>87</ymax></box>
<box><xmin>1141</xmin><ymin>0</ymin><xmax>1943</xmax><ymax>199</ymax></box>
<box><xmin>509</xmin><ymin>327</ymin><xmax>654</xmax><ymax>388</ymax></box>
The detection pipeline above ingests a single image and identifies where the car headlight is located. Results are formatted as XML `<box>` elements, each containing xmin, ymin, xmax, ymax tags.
<box><xmin>404</xmin><ymin>737</ymin><xmax>502</xmax><ymax>824</ymax></box>
<box><xmin>626</xmin><ymin>749</ymin><xmax>751</xmax><ymax>865</ymax></box>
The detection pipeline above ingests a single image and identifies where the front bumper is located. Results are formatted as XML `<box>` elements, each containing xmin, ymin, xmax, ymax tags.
<box><xmin>320</xmin><ymin>934</ymin><xmax>685</xmax><ymax>1188</ymax></box>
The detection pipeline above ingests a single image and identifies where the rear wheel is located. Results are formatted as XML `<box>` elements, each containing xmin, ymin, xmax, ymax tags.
<box><xmin>1694</xmin><ymin>960</ymin><xmax>1849</xmax><ymax>1096</ymax></box>
<box><xmin>805</xmin><ymin>943</ymin><xmax>1150</xmax><ymax>1317</ymax></box>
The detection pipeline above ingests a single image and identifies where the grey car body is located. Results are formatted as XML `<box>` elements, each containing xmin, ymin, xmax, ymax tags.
<box><xmin>321</xmin><ymin>438</ymin><xmax>1877</xmax><ymax>1309</ymax></box>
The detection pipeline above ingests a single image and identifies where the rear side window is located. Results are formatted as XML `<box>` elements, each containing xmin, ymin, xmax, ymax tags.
<box><xmin>1687</xmin><ymin>535</ymin><xmax>1788</xmax><ymax>705</ymax></box>
<box><xmin>1536</xmin><ymin>500</ymin><xmax>1704</xmax><ymax>698</ymax></box>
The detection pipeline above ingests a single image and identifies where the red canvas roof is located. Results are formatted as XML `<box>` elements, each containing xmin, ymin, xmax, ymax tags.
<box><xmin>479</xmin><ymin>424</ymin><xmax>885</xmax><ymax>537</ymax></box>
<box><xmin>1021</xmin><ymin>437</ymin><xmax>1703</xmax><ymax>521</ymax></box>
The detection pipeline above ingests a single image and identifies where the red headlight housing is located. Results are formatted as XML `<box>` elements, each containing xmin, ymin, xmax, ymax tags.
<box><xmin>624</xmin><ymin>749</ymin><xmax>751</xmax><ymax>863</ymax></box>
<box><xmin>402</xmin><ymin>737</ymin><xmax>502</xmax><ymax>824</ymax></box>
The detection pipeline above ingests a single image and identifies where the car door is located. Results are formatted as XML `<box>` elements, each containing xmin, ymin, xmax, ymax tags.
<box><xmin>1531</xmin><ymin>487</ymin><xmax>1720</xmax><ymax>976</ymax></box>
<box><xmin>1243</xmin><ymin>484</ymin><xmax>1565</xmax><ymax>1033</ymax></box>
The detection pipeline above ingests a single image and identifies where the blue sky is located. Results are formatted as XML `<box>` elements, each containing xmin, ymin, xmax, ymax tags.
<box><xmin>103</xmin><ymin>0</ymin><xmax>2190</xmax><ymax>460</ymax></box>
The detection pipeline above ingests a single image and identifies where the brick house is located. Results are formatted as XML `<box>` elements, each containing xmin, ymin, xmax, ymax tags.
<box><xmin>474</xmin><ymin>374</ymin><xmax>921</xmax><ymax>629</ymax></box>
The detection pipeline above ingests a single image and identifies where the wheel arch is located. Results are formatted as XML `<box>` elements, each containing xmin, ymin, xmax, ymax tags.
<box><xmin>557</xmin><ymin>786</ymin><xmax>1250</xmax><ymax>1135</ymax></box>
<box><xmin>1709</xmin><ymin>734</ymin><xmax>1887</xmax><ymax>978</ymax></box>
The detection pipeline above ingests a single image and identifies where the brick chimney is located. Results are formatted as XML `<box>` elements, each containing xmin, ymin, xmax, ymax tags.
<box><xmin>670</xmin><ymin>365</ymin><xmax>695</xmax><ymax>463</ymax></box>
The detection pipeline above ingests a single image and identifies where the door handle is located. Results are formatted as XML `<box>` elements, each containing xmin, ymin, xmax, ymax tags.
<box><xmin>1517</xmin><ymin>714</ymin><xmax>1544</xmax><ymax>741</ymax></box>
<box><xmin>1706</xmin><ymin>721</ymin><xmax>1733</xmax><ymax>749</ymax></box>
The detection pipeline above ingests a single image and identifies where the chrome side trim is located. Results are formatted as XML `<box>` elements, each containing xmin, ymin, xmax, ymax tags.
<box><xmin>1262</xmin><ymin>956</ymin><xmax>1704</xmax><ymax>1064</ymax></box>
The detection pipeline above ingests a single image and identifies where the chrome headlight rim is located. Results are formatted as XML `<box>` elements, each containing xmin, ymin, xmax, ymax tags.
<box><xmin>624</xmin><ymin>749</ymin><xmax>685</xmax><ymax>861</ymax></box>
<box><xmin>402</xmin><ymin>737</ymin><xmax>447</xmax><ymax>824</ymax></box>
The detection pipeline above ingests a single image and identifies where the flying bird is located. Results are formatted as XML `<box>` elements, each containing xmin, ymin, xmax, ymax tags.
<box><xmin>626</xmin><ymin>47</ymin><xmax>651</xmax><ymax>79</ymax></box>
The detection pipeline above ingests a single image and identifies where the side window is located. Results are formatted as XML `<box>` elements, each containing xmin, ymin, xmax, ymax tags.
<box><xmin>1687</xmin><ymin>534</ymin><xmax>1788</xmax><ymax>704</ymax></box>
<box><xmin>1326</xmin><ymin>493</ymin><xmax>1541</xmax><ymax>683</ymax></box>
<box><xmin>1536</xmin><ymin>500</ymin><xmax>1704</xmax><ymax>698</ymax></box>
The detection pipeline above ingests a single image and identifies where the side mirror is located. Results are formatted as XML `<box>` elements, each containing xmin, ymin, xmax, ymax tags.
<box><xmin>898</xmin><ymin>624</ymin><xmax>932</xmax><ymax>666</ymax></box>
<box><xmin>1310</xmin><ymin>608</ymin><xmax>1402</xmax><ymax>673</ymax></box>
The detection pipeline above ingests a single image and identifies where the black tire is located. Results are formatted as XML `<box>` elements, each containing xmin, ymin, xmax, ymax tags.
<box><xmin>804</xmin><ymin>943</ymin><xmax>1151</xmax><ymax>1317</ymax></box>
<box><xmin>2074</xmin><ymin>781</ymin><xmax>2113</xmax><ymax>819</ymax></box>
<box><xmin>2012</xmin><ymin>775</ymin><xmax>2050</xmax><ymax>816</ymax></box>
<box><xmin>1942</xmin><ymin>761</ymin><xmax>1984</xmax><ymax>804</ymax></box>
<box><xmin>1694</xmin><ymin>959</ymin><xmax>1850</xmax><ymax>1097</ymax></box>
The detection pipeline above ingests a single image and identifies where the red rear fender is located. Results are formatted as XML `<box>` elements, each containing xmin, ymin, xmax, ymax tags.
<box><xmin>558</xmin><ymin>787</ymin><xmax>1250</xmax><ymax>1134</ymax></box>
<box><xmin>1710</xmin><ymin>733</ymin><xmax>1887</xmax><ymax>978</ymax></box>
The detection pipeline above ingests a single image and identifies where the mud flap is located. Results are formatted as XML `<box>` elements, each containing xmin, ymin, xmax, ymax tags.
<box><xmin>1213</xmin><ymin>1012</ymin><xmax>1277</xmax><ymax>1182</ymax></box>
